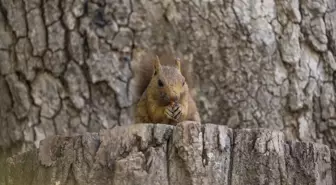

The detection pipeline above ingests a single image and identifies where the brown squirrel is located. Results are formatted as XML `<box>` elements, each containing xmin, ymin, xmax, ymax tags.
<box><xmin>131</xmin><ymin>50</ymin><xmax>201</xmax><ymax>125</ymax></box>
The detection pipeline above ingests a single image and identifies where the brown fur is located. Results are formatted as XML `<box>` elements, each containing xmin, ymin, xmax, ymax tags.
<box><xmin>131</xmin><ymin>49</ymin><xmax>200</xmax><ymax>125</ymax></box>
<box><xmin>131</xmin><ymin>49</ymin><xmax>195</xmax><ymax>102</ymax></box>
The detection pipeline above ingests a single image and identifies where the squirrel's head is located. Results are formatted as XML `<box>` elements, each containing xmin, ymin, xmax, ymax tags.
<box><xmin>148</xmin><ymin>56</ymin><xmax>187</xmax><ymax>106</ymax></box>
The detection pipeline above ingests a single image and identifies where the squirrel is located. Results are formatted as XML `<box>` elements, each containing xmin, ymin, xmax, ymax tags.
<box><xmin>131</xmin><ymin>50</ymin><xmax>201</xmax><ymax>125</ymax></box>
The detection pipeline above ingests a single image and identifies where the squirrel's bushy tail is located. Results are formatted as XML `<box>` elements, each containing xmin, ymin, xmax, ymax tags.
<box><xmin>130</xmin><ymin>48</ymin><xmax>196</xmax><ymax>103</ymax></box>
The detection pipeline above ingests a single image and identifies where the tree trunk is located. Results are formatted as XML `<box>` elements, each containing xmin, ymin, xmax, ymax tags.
<box><xmin>1</xmin><ymin>0</ymin><xmax>336</xmax><ymax>162</ymax></box>
<box><xmin>2</xmin><ymin>123</ymin><xmax>336</xmax><ymax>185</ymax></box>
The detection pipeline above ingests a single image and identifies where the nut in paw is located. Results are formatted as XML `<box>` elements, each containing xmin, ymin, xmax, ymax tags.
<box><xmin>165</xmin><ymin>103</ymin><xmax>182</xmax><ymax>122</ymax></box>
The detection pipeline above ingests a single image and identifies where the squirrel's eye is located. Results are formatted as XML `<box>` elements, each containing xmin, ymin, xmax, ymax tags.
<box><xmin>158</xmin><ymin>79</ymin><xmax>164</xmax><ymax>87</ymax></box>
<box><xmin>182</xmin><ymin>80</ymin><xmax>185</xmax><ymax>86</ymax></box>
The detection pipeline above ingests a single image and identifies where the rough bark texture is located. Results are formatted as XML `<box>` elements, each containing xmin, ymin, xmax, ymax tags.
<box><xmin>1</xmin><ymin>123</ymin><xmax>335</xmax><ymax>185</ymax></box>
<box><xmin>332</xmin><ymin>149</ymin><xmax>336</xmax><ymax>183</ymax></box>
<box><xmin>1</xmin><ymin>0</ymin><xmax>336</xmax><ymax>166</ymax></box>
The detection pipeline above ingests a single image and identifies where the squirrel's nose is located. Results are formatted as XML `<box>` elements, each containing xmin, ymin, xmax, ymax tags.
<box><xmin>162</xmin><ymin>94</ymin><xmax>170</xmax><ymax>103</ymax></box>
<box><xmin>170</xmin><ymin>95</ymin><xmax>178</xmax><ymax>102</ymax></box>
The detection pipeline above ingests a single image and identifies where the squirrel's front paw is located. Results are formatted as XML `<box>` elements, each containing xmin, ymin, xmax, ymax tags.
<box><xmin>165</xmin><ymin>103</ymin><xmax>182</xmax><ymax>121</ymax></box>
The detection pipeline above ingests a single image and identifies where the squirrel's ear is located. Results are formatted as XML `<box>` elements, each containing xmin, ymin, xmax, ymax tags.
<box><xmin>153</xmin><ymin>55</ymin><xmax>161</xmax><ymax>75</ymax></box>
<box><xmin>175</xmin><ymin>57</ymin><xmax>181</xmax><ymax>72</ymax></box>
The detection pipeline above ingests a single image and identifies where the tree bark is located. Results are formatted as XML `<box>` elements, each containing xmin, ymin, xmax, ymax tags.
<box><xmin>1</xmin><ymin>0</ymin><xmax>336</xmax><ymax>159</ymax></box>
<box><xmin>2</xmin><ymin>123</ymin><xmax>335</xmax><ymax>185</ymax></box>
